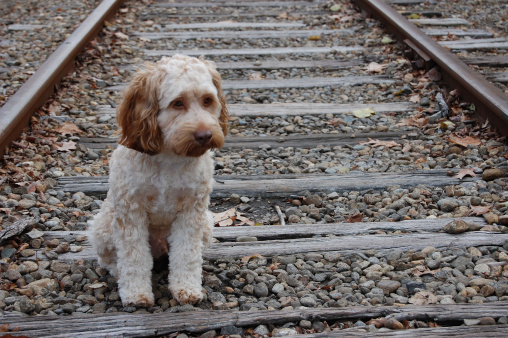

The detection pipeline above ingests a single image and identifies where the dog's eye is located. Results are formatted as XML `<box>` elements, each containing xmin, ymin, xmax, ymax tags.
<box><xmin>171</xmin><ymin>100</ymin><xmax>185</xmax><ymax>109</ymax></box>
<box><xmin>203</xmin><ymin>97</ymin><xmax>213</xmax><ymax>106</ymax></box>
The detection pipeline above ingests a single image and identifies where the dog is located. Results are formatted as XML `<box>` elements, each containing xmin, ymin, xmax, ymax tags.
<box><xmin>89</xmin><ymin>55</ymin><xmax>229</xmax><ymax>307</ymax></box>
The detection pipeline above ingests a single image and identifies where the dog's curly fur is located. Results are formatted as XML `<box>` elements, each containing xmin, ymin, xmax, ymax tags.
<box><xmin>88</xmin><ymin>55</ymin><xmax>229</xmax><ymax>307</ymax></box>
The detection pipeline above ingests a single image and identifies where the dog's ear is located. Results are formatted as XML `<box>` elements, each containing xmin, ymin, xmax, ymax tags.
<box><xmin>117</xmin><ymin>63</ymin><xmax>164</xmax><ymax>155</ymax></box>
<box><xmin>202</xmin><ymin>58</ymin><xmax>229</xmax><ymax>136</ymax></box>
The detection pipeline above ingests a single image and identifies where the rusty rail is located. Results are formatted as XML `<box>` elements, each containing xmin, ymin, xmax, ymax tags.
<box><xmin>353</xmin><ymin>0</ymin><xmax>508</xmax><ymax>136</ymax></box>
<box><xmin>0</xmin><ymin>0</ymin><xmax>126</xmax><ymax>158</ymax></box>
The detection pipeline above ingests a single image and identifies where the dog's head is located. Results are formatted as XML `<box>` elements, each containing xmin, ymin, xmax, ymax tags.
<box><xmin>117</xmin><ymin>55</ymin><xmax>229</xmax><ymax>156</ymax></box>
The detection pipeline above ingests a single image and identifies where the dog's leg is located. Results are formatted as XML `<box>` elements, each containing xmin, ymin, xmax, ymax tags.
<box><xmin>89</xmin><ymin>202</ymin><xmax>119</xmax><ymax>277</ymax></box>
<box><xmin>167</xmin><ymin>211</ymin><xmax>211</xmax><ymax>305</ymax></box>
<box><xmin>202</xmin><ymin>210</ymin><xmax>214</xmax><ymax>248</ymax></box>
<box><xmin>113</xmin><ymin>212</ymin><xmax>155</xmax><ymax>308</ymax></box>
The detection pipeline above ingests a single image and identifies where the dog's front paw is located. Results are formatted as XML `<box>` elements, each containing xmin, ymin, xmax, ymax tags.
<box><xmin>170</xmin><ymin>286</ymin><xmax>203</xmax><ymax>305</ymax></box>
<box><xmin>121</xmin><ymin>292</ymin><xmax>155</xmax><ymax>308</ymax></box>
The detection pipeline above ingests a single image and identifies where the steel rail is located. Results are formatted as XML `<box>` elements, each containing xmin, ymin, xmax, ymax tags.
<box><xmin>353</xmin><ymin>0</ymin><xmax>508</xmax><ymax>136</ymax></box>
<box><xmin>0</xmin><ymin>0</ymin><xmax>126</xmax><ymax>158</ymax></box>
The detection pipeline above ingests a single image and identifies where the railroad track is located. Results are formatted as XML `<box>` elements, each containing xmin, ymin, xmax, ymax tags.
<box><xmin>0</xmin><ymin>0</ymin><xmax>507</xmax><ymax>336</ymax></box>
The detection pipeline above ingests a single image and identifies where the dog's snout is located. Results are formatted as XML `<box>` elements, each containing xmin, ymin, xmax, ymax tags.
<box><xmin>194</xmin><ymin>130</ymin><xmax>212</xmax><ymax>145</ymax></box>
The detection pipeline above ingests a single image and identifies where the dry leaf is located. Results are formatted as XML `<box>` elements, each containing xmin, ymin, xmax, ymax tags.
<box><xmin>248</xmin><ymin>73</ymin><xmax>264</xmax><ymax>81</ymax></box>
<box><xmin>402</xmin><ymin>143</ymin><xmax>411</xmax><ymax>153</ymax></box>
<box><xmin>409</xmin><ymin>291</ymin><xmax>438</xmax><ymax>305</ymax></box>
<box><xmin>326</xmin><ymin>117</ymin><xmax>347</xmax><ymax>127</ymax></box>
<box><xmin>396</xmin><ymin>114</ymin><xmax>428</xmax><ymax>127</ymax></box>
<box><xmin>469</xmin><ymin>205</ymin><xmax>491</xmax><ymax>216</ymax></box>
<box><xmin>308</xmin><ymin>35</ymin><xmax>322</xmax><ymax>41</ymax></box>
<box><xmin>367</xmin><ymin>318</ymin><xmax>386</xmax><ymax>328</ymax></box>
<box><xmin>53</xmin><ymin>122</ymin><xmax>83</xmax><ymax>136</ymax></box>
<box><xmin>409</xmin><ymin>94</ymin><xmax>421</xmax><ymax>103</ymax></box>
<box><xmin>47</xmin><ymin>101</ymin><xmax>61</xmax><ymax>116</ymax></box>
<box><xmin>241</xmin><ymin>253</ymin><xmax>264</xmax><ymax>264</ymax></box>
<box><xmin>351</xmin><ymin>108</ymin><xmax>375</xmax><ymax>118</ymax></box>
<box><xmin>278</xmin><ymin>12</ymin><xmax>288</xmax><ymax>19</ymax></box>
<box><xmin>213</xmin><ymin>207</ymin><xmax>237</xmax><ymax>227</ymax></box>
<box><xmin>114</xmin><ymin>32</ymin><xmax>129</xmax><ymax>40</ymax></box>
<box><xmin>56</xmin><ymin>140</ymin><xmax>76</xmax><ymax>152</ymax></box>
<box><xmin>448</xmin><ymin>134</ymin><xmax>481</xmax><ymax>147</ymax></box>
<box><xmin>365</xmin><ymin>62</ymin><xmax>387</xmax><ymax>73</ymax></box>
<box><xmin>425</xmin><ymin>68</ymin><xmax>442</xmax><ymax>81</ymax></box>
<box><xmin>453</xmin><ymin>168</ymin><xmax>476</xmax><ymax>179</ymax></box>
<box><xmin>412</xmin><ymin>265</ymin><xmax>440</xmax><ymax>277</ymax></box>
<box><xmin>236</xmin><ymin>214</ymin><xmax>255</xmax><ymax>226</ymax></box>
<box><xmin>346</xmin><ymin>213</ymin><xmax>363</xmax><ymax>223</ymax></box>
<box><xmin>359</xmin><ymin>138</ymin><xmax>399</xmax><ymax>149</ymax></box>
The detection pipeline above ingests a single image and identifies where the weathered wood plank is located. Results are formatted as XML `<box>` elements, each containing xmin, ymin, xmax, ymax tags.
<box><xmin>121</xmin><ymin>59</ymin><xmax>365</xmax><ymax>71</ymax></box>
<box><xmin>439</xmin><ymin>38</ymin><xmax>508</xmax><ymax>51</ymax></box>
<box><xmin>1</xmin><ymin>304</ymin><xmax>507</xmax><ymax>337</ymax></box>
<box><xmin>423</xmin><ymin>28</ymin><xmax>492</xmax><ymax>38</ymax></box>
<box><xmin>43</xmin><ymin>217</ymin><xmax>487</xmax><ymax>243</ymax></box>
<box><xmin>143</xmin><ymin>45</ymin><xmax>365</xmax><ymax>57</ymax></box>
<box><xmin>163</xmin><ymin>21</ymin><xmax>306</xmax><ymax>29</ymax></box>
<box><xmin>106</xmin><ymin>75</ymin><xmax>394</xmax><ymax>92</ymax></box>
<box><xmin>134</xmin><ymin>29</ymin><xmax>352</xmax><ymax>40</ymax></box>
<box><xmin>37</xmin><ymin>230</ymin><xmax>508</xmax><ymax>261</ymax></box>
<box><xmin>79</xmin><ymin>131</ymin><xmax>408</xmax><ymax>150</ymax></box>
<box><xmin>94</xmin><ymin>102</ymin><xmax>416</xmax><ymax>116</ymax></box>
<box><xmin>153</xmin><ymin>1</ymin><xmax>326</xmax><ymax>8</ymax></box>
<box><xmin>410</xmin><ymin>18</ymin><xmax>471</xmax><ymax>26</ymax></box>
<box><xmin>55</xmin><ymin>169</ymin><xmax>480</xmax><ymax>197</ymax></box>
<box><xmin>141</xmin><ymin>11</ymin><xmax>329</xmax><ymax>20</ymax></box>
<box><xmin>463</xmin><ymin>55</ymin><xmax>508</xmax><ymax>67</ymax></box>
<box><xmin>7</xmin><ymin>24</ymin><xmax>47</xmax><ymax>31</ymax></box>
<box><xmin>487</xmin><ymin>72</ymin><xmax>508</xmax><ymax>83</ymax></box>
<box><xmin>2</xmin><ymin>304</ymin><xmax>508</xmax><ymax>337</ymax></box>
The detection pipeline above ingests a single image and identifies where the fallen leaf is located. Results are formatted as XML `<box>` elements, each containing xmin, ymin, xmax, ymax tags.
<box><xmin>402</xmin><ymin>143</ymin><xmax>411</xmax><ymax>153</ymax></box>
<box><xmin>453</xmin><ymin>168</ymin><xmax>476</xmax><ymax>179</ymax></box>
<box><xmin>0</xmin><ymin>324</ymin><xmax>8</xmax><ymax>332</ymax></box>
<box><xmin>448</xmin><ymin>134</ymin><xmax>481</xmax><ymax>147</ymax></box>
<box><xmin>425</xmin><ymin>68</ymin><xmax>442</xmax><ymax>81</ymax></box>
<box><xmin>409</xmin><ymin>94</ymin><xmax>420</xmax><ymax>103</ymax></box>
<box><xmin>213</xmin><ymin>207</ymin><xmax>237</xmax><ymax>227</ymax></box>
<box><xmin>278</xmin><ymin>12</ymin><xmax>288</xmax><ymax>19</ymax></box>
<box><xmin>408</xmin><ymin>291</ymin><xmax>438</xmax><ymax>305</ymax></box>
<box><xmin>308</xmin><ymin>35</ymin><xmax>322</xmax><ymax>41</ymax></box>
<box><xmin>330</xmin><ymin>4</ymin><xmax>341</xmax><ymax>11</ymax></box>
<box><xmin>469</xmin><ymin>206</ymin><xmax>491</xmax><ymax>216</ymax></box>
<box><xmin>47</xmin><ymin>101</ymin><xmax>61</xmax><ymax>116</ymax></box>
<box><xmin>359</xmin><ymin>138</ymin><xmax>399</xmax><ymax>149</ymax></box>
<box><xmin>346</xmin><ymin>212</ymin><xmax>363</xmax><ymax>223</ymax></box>
<box><xmin>326</xmin><ymin>117</ymin><xmax>347</xmax><ymax>127</ymax></box>
<box><xmin>53</xmin><ymin>122</ymin><xmax>83</xmax><ymax>136</ymax></box>
<box><xmin>396</xmin><ymin>114</ymin><xmax>428</xmax><ymax>127</ymax></box>
<box><xmin>381</xmin><ymin>36</ymin><xmax>394</xmax><ymax>44</ymax></box>
<box><xmin>412</xmin><ymin>265</ymin><xmax>440</xmax><ymax>277</ymax></box>
<box><xmin>365</xmin><ymin>62</ymin><xmax>387</xmax><ymax>73</ymax></box>
<box><xmin>367</xmin><ymin>318</ymin><xmax>386</xmax><ymax>328</ymax></box>
<box><xmin>114</xmin><ymin>32</ymin><xmax>129</xmax><ymax>40</ymax></box>
<box><xmin>236</xmin><ymin>214</ymin><xmax>255</xmax><ymax>226</ymax></box>
<box><xmin>351</xmin><ymin>107</ymin><xmax>375</xmax><ymax>118</ymax></box>
<box><xmin>248</xmin><ymin>73</ymin><xmax>263</xmax><ymax>81</ymax></box>
<box><xmin>56</xmin><ymin>140</ymin><xmax>76</xmax><ymax>152</ymax></box>
<box><xmin>241</xmin><ymin>253</ymin><xmax>264</xmax><ymax>264</ymax></box>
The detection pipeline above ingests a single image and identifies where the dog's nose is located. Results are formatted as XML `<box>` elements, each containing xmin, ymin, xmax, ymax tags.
<box><xmin>194</xmin><ymin>130</ymin><xmax>212</xmax><ymax>145</ymax></box>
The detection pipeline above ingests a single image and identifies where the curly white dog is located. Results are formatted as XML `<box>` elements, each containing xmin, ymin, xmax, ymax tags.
<box><xmin>89</xmin><ymin>55</ymin><xmax>229</xmax><ymax>307</ymax></box>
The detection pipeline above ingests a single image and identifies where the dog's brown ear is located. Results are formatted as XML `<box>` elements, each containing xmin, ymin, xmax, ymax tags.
<box><xmin>117</xmin><ymin>63</ymin><xmax>164</xmax><ymax>155</ymax></box>
<box><xmin>203</xmin><ymin>59</ymin><xmax>229</xmax><ymax>136</ymax></box>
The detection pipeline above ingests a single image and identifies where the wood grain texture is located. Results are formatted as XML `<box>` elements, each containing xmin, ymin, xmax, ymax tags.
<box><xmin>1</xmin><ymin>303</ymin><xmax>507</xmax><ymax>337</ymax></box>
<box><xmin>38</xmin><ymin>229</ymin><xmax>505</xmax><ymax>261</ymax></box>
<box><xmin>95</xmin><ymin>101</ymin><xmax>416</xmax><ymax>116</ymax></box>
<box><xmin>107</xmin><ymin>75</ymin><xmax>394</xmax><ymax>92</ymax></box>
<box><xmin>55</xmin><ymin>169</ymin><xmax>479</xmax><ymax>197</ymax></box>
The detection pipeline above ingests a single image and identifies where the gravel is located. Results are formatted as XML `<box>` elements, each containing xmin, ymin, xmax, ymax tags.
<box><xmin>0</xmin><ymin>0</ymin><xmax>507</xmax><ymax>335</ymax></box>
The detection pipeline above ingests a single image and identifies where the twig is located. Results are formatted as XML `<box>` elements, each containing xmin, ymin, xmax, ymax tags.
<box><xmin>274</xmin><ymin>205</ymin><xmax>285</xmax><ymax>226</ymax></box>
